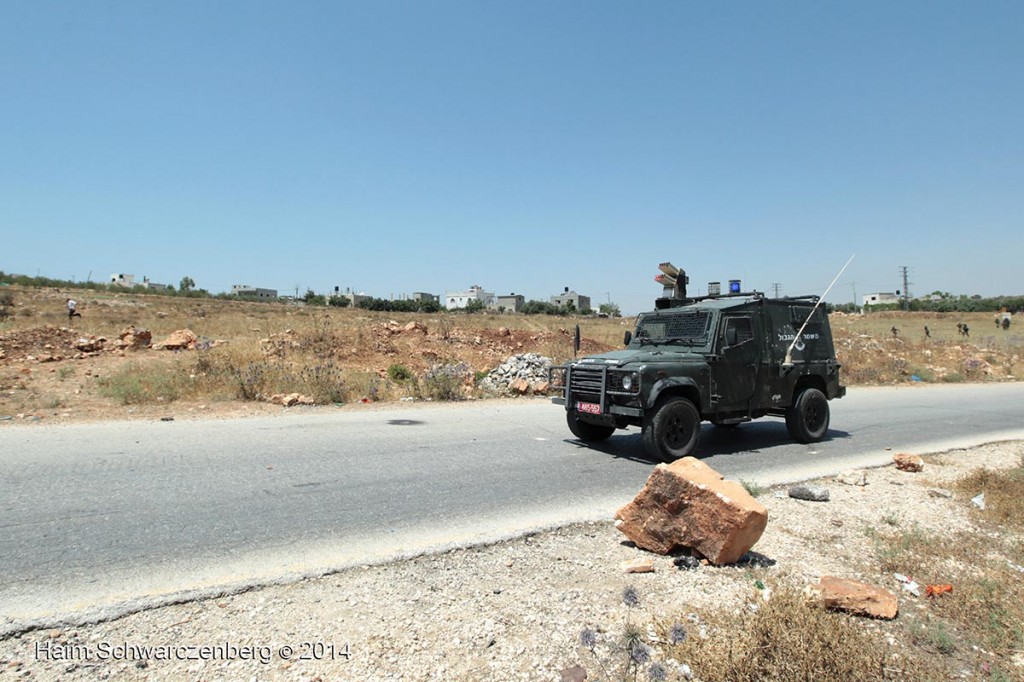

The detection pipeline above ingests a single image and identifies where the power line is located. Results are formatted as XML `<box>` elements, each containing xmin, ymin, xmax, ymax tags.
<box><xmin>771</xmin><ymin>282</ymin><xmax>782</xmax><ymax>298</ymax></box>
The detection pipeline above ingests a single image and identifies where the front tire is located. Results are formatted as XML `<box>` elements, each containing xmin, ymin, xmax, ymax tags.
<box><xmin>566</xmin><ymin>410</ymin><xmax>615</xmax><ymax>442</ymax></box>
<box><xmin>642</xmin><ymin>397</ymin><xmax>701</xmax><ymax>462</ymax></box>
<box><xmin>785</xmin><ymin>387</ymin><xmax>830</xmax><ymax>443</ymax></box>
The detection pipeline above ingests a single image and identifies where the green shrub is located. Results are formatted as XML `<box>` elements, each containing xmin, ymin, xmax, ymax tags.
<box><xmin>387</xmin><ymin>364</ymin><xmax>414</xmax><ymax>383</ymax></box>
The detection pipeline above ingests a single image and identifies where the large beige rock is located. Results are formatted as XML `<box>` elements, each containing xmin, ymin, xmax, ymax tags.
<box><xmin>153</xmin><ymin>329</ymin><xmax>198</xmax><ymax>351</ymax></box>
<box><xmin>614</xmin><ymin>457</ymin><xmax>768</xmax><ymax>565</ymax></box>
<box><xmin>806</xmin><ymin>576</ymin><xmax>898</xmax><ymax>619</ymax></box>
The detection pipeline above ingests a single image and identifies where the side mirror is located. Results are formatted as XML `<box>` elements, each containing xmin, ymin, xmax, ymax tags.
<box><xmin>623</xmin><ymin>330</ymin><xmax>632</xmax><ymax>346</ymax></box>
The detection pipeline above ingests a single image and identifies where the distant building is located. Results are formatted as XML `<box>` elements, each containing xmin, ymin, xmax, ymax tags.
<box><xmin>494</xmin><ymin>293</ymin><xmax>525</xmax><ymax>313</ymax></box>
<box><xmin>110</xmin><ymin>273</ymin><xmax>167</xmax><ymax>290</ymax></box>
<box><xmin>335</xmin><ymin>287</ymin><xmax>371</xmax><ymax>307</ymax></box>
<box><xmin>142</xmin><ymin>277</ymin><xmax>168</xmax><ymax>291</ymax></box>
<box><xmin>412</xmin><ymin>292</ymin><xmax>439</xmax><ymax>304</ymax></box>
<box><xmin>232</xmin><ymin>285</ymin><xmax>277</xmax><ymax>300</ymax></box>
<box><xmin>550</xmin><ymin>287</ymin><xmax>591</xmax><ymax>312</ymax></box>
<box><xmin>445</xmin><ymin>285</ymin><xmax>495</xmax><ymax>310</ymax></box>
<box><xmin>863</xmin><ymin>292</ymin><xmax>900</xmax><ymax>307</ymax></box>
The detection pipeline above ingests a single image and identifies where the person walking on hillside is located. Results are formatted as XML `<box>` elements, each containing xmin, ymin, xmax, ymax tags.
<box><xmin>66</xmin><ymin>298</ymin><xmax>81</xmax><ymax>321</ymax></box>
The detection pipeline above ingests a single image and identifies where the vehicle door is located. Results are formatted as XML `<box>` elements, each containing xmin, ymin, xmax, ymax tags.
<box><xmin>711</xmin><ymin>314</ymin><xmax>762</xmax><ymax>413</ymax></box>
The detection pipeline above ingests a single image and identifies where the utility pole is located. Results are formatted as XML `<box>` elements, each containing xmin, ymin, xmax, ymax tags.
<box><xmin>899</xmin><ymin>266</ymin><xmax>912</xmax><ymax>311</ymax></box>
<box><xmin>850</xmin><ymin>282</ymin><xmax>857</xmax><ymax>307</ymax></box>
<box><xmin>771</xmin><ymin>282</ymin><xmax>782</xmax><ymax>298</ymax></box>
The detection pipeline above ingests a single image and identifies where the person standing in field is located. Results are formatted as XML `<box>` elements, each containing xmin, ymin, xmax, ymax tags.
<box><xmin>66</xmin><ymin>298</ymin><xmax>81</xmax><ymax>321</ymax></box>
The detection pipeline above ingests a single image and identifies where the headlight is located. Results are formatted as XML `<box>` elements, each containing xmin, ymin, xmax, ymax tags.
<box><xmin>621</xmin><ymin>373</ymin><xmax>634</xmax><ymax>391</ymax></box>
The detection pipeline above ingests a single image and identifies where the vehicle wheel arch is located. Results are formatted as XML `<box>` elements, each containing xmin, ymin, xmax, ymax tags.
<box><xmin>789</xmin><ymin>375</ymin><xmax>826</xmax><ymax>403</ymax></box>
<box><xmin>648</xmin><ymin>379</ymin><xmax>703</xmax><ymax>418</ymax></box>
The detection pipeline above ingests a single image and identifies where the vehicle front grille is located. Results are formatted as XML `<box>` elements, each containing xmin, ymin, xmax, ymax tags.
<box><xmin>569</xmin><ymin>366</ymin><xmax>633</xmax><ymax>395</ymax></box>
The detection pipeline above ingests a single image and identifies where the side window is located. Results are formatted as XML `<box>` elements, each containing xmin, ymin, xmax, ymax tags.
<box><xmin>723</xmin><ymin>316</ymin><xmax>754</xmax><ymax>347</ymax></box>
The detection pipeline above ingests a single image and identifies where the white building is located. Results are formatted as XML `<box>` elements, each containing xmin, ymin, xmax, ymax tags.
<box><xmin>863</xmin><ymin>292</ymin><xmax>900</xmax><ymax>307</ymax></box>
<box><xmin>445</xmin><ymin>285</ymin><xmax>495</xmax><ymax>310</ymax></box>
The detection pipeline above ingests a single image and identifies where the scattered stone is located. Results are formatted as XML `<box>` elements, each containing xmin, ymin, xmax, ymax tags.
<box><xmin>615</xmin><ymin>457</ymin><xmax>768</xmax><ymax>565</ymax></box>
<box><xmin>893</xmin><ymin>453</ymin><xmax>924</xmax><ymax>472</ymax></box>
<box><xmin>971</xmin><ymin>492</ymin><xmax>986</xmax><ymax>509</ymax></box>
<box><xmin>115</xmin><ymin>325</ymin><xmax>152</xmax><ymax>350</ymax></box>
<box><xmin>788</xmin><ymin>484</ymin><xmax>830</xmax><ymax>502</ymax></box>
<box><xmin>160</xmin><ymin>416</ymin><xmax>174</xmax><ymax>422</ymax></box>
<box><xmin>479</xmin><ymin>353</ymin><xmax>553</xmax><ymax>396</ymax></box>
<box><xmin>836</xmin><ymin>470</ymin><xmax>868</xmax><ymax>486</ymax></box>
<box><xmin>927</xmin><ymin>488</ymin><xmax>953</xmax><ymax>499</ymax></box>
<box><xmin>153</xmin><ymin>329</ymin><xmax>199</xmax><ymax>351</ymax></box>
<box><xmin>673</xmin><ymin>555</ymin><xmax>701</xmax><ymax>570</ymax></box>
<box><xmin>806</xmin><ymin>576</ymin><xmax>898</xmax><ymax>619</ymax></box>
<box><xmin>75</xmin><ymin>336</ymin><xmax>105</xmax><ymax>352</ymax></box>
<box><xmin>403</xmin><ymin>321</ymin><xmax>427</xmax><ymax>334</ymax></box>
<box><xmin>621</xmin><ymin>558</ymin><xmax>655</xmax><ymax>574</ymax></box>
<box><xmin>267</xmin><ymin>393</ymin><xmax>316</xmax><ymax>407</ymax></box>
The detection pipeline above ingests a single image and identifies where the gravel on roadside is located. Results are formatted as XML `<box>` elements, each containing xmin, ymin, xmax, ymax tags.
<box><xmin>1</xmin><ymin>441</ymin><xmax>1021</xmax><ymax>682</ymax></box>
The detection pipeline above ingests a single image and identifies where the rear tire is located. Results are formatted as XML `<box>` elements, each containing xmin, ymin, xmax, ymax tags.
<box><xmin>566</xmin><ymin>410</ymin><xmax>615</xmax><ymax>442</ymax></box>
<box><xmin>642</xmin><ymin>397</ymin><xmax>701</xmax><ymax>462</ymax></box>
<box><xmin>785</xmin><ymin>387</ymin><xmax>830</xmax><ymax>443</ymax></box>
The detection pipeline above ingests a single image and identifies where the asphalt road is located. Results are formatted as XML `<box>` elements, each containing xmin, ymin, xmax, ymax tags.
<box><xmin>2</xmin><ymin>383</ymin><xmax>1023</xmax><ymax>634</ymax></box>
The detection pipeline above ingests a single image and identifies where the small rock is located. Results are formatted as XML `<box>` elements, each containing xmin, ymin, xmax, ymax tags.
<box><xmin>160</xmin><ymin>416</ymin><xmax>174</xmax><ymax>422</ymax></box>
<box><xmin>971</xmin><ymin>492</ymin><xmax>986</xmax><ymax>509</ymax></box>
<box><xmin>927</xmin><ymin>488</ymin><xmax>953</xmax><ymax>499</ymax></box>
<box><xmin>836</xmin><ymin>470</ymin><xmax>868</xmax><ymax>486</ymax></box>
<box><xmin>893</xmin><ymin>453</ymin><xmax>924</xmax><ymax>472</ymax></box>
<box><xmin>788</xmin><ymin>484</ymin><xmax>830</xmax><ymax>502</ymax></box>
<box><xmin>673</xmin><ymin>555</ymin><xmax>701</xmax><ymax>571</ymax></box>
<box><xmin>807</xmin><ymin>576</ymin><xmax>899</xmax><ymax>619</ymax></box>
<box><xmin>621</xmin><ymin>558</ymin><xmax>655</xmax><ymax>574</ymax></box>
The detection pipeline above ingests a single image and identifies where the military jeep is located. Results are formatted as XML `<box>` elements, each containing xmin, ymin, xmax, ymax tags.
<box><xmin>549</xmin><ymin>288</ymin><xmax>845</xmax><ymax>462</ymax></box>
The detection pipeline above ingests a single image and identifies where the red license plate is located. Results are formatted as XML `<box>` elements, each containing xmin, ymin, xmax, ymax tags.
<box><xmin>576</xmin><ymin>401</ymin><xmax>601</xmax><ymax>415</ymax></box>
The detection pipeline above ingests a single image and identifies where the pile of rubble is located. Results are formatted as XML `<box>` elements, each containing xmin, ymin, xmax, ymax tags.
<box><xmin>0</xmin><ymin>326</ymin><xmax>81</xmax><ymax>362</ymax></box>
<box><xmin>479</xmin><ymin>353</ymin><xmax>553</xmax><ymax>395</ymax></box>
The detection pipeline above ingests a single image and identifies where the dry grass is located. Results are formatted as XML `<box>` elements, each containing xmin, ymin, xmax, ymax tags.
<box><xmin>668</xmin><ymin>588</ymin><xmax>943</xmax><ymax>681</ymax></box>
<box><xmin>1</xmin><ymin>286</ymin><xmax>1022</xmax><ymax>418</ymax></box>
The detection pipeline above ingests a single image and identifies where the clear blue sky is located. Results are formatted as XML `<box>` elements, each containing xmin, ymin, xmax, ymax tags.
<box><xmin>2</xmin><ymin>1</ymin><xmax>1021</xmax><ymax>314</ymax></box>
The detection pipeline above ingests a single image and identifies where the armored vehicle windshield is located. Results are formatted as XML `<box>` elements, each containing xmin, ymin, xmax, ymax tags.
<box><xmin>634</xmin><ymin>309</ymin><xmax>713</xmax><ymax>346</ymax></box>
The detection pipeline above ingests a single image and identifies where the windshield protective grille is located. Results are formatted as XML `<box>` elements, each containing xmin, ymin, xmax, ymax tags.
<box><xmin>636</xmin><ymin>311</ymin><xmax>711</xmax><ymax>343</ymax></box>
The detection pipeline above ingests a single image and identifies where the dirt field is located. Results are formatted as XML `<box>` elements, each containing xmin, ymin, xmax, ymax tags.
<box><xmin>0</xmin><ymin>286</ymin><xmax>1020</xmax><ymax>423</ymax></box>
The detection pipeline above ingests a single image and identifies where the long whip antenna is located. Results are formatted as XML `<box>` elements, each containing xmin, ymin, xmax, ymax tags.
<box><xmin>783</xmin><ymin>254</ymin><xmax>855</xmax><ymax>367</ymax></box>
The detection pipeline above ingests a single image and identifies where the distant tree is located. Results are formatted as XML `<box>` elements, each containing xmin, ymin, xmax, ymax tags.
<box><xmin>464</xmin><ymin>299</ymin><xmax>486</xmax><ymax>314</ymax></box>
<box><xmin>303</xmin><ymin>289</ymin><xmax>326</xmax><ymax>306</ymax></box>
<box><xmin>179</xmin><ymin>276</ymin><xmax>195</xmax><ymax>292</ymax></box>
<box><xmin>599</xmin><ymin>302</ymin><xmax>621</xmax><ymax>317</ymax></box>
<box><xmin>328</xmin><ymin>295</ymin><xmax>350</xmax><ymax>308</ymax></box>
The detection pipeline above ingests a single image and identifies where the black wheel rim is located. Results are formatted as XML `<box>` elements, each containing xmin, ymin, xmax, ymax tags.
<box><xmin>664</xmin><ymin>414</ymin><xmax>691</xmax><ymax>450</ymax></box>
<box><xmin>804</xmin><ymin>398</ymin><xmax>824</xmax><ymax>431</ymax></box>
